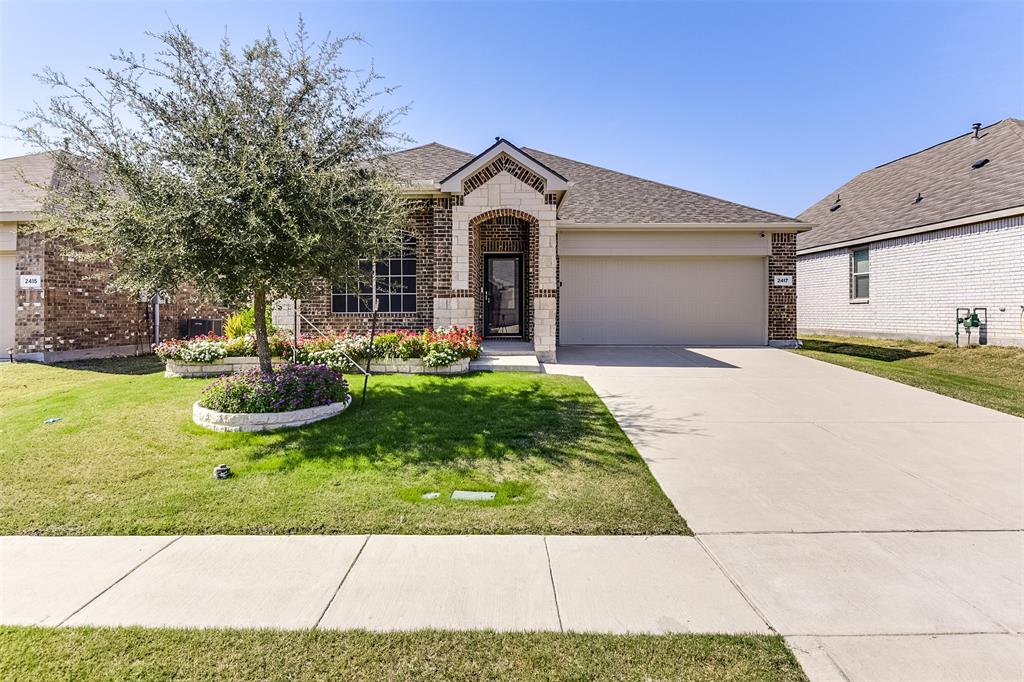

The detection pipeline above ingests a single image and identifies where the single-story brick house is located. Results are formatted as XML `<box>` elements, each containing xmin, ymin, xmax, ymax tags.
<box><xmin>2</xmin><ymin>139</ymin><xmax>808</xmax><ymax>362</ymax></box>
<box><xmin>1</xmin><ymin>153</ymin><xmax>230</xmax><ymax>362</ymax></box>
<box><xmin>796</xmin><ymin>119</ymin><xmax>1024</xmax><ymax>346</ymax></box>
<box><xmin>275</xmin><ymin>138</ymin><xmax>808</xmax><ymax>361</ymax></box>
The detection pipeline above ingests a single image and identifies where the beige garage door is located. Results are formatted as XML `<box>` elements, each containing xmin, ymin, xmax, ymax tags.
<box><xmin>560</xmin><ymin>256</ymin><xmax>767</xmax><ymax>345</ymax></box>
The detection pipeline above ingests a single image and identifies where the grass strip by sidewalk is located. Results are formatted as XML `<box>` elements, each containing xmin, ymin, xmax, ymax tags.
<box><xmin>0</xmin><ymin>357</ymin><xmax>686</xmax><ymax>535</ymax></box>
<box><xmin>794</xmin><ymin>335</ymin><xmax>1024</xmax><ymax>417</ymax></box>
<box><xmin>0</xmin><ymin>627</ymin><xmax>807</xmax><ymax>682</ymax></box>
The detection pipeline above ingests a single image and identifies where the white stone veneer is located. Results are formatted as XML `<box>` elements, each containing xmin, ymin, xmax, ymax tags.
<box><xmin>193</xmin><ymin>394</ymin><xmax>353</xmax><ymax>433</ymax></box>
<box><xmin>367</xmin><ymin>357</ymin><xmax>471</xmax><ymax>375</ymax></box>
<box><xmin>165</xmin><ymin>357</ymin><xmax>287</xmax><ymax>378</ymax></box>
<box><xmin>444</xmin><ymin>170</ymin><xmax>558</xmax><ymax>359</ymax></box>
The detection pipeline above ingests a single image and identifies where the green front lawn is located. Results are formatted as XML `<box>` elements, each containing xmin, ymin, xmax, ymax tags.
<box><xmin>795</xmin><ymin>335</ymin><xmax>1024</xmax><ymax>417</ymax></box>
<box><xmin>0</xmin><ymin>357</ymin><xmax>686</xmax><ymax>535</ymax></box>
<box><xmin>0</xmin><ymin>628</ymin><xmax>806</xmax><ymax>682</ymax></box>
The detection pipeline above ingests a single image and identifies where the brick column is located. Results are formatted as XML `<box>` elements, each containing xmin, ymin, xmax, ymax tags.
<box><xmin>14</xmin><ymin>228</ymin><xmax>46</xmax><ymax>355</ymax></box>
<box><xmin>768</xmin><ymin>232</ymin><xmax>797</xmax><ymax>346</ymax></box>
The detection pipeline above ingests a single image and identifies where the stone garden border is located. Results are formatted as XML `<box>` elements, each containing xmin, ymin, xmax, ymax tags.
<box><xmin>369</xmin><ymin>357</ymin><xmax>471</xmax><ymax>375</ymax></box>
<box><xmin>193</xmin><ymin>394</ymin><xmax>353</xmax><ymax>432</ymax></box>
<box><xmin>165</xmin><ymin>357</ymin><xmax>287</xmax><ymax>378</ymax></box>
<box><xmin>166</xmin><ymin>356</ymin><xmax>470</xmax><ymax>378</ymax></box>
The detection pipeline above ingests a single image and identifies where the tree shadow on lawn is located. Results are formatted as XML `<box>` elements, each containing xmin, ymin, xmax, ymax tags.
<box><xmin>232</xmin><ymin>376</ymin><xmax>640</xmax><ymax>474</ymax></box>
<box><xmin>800</xmin><ymin>338</ymin><xmax>932</xmax><ymax>362</ymax></box>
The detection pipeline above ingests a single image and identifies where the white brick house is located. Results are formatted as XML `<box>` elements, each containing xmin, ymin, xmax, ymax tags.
<box><xmin>796</xmin><ymin>119</ymin><xmax>1024</xmax><ymax>346</ymax></box>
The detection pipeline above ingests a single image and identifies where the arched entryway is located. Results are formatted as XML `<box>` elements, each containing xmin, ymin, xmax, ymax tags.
<box><xmin>469</xmin><ymin>209</ymin><xmax>539</xmax><ymax>340</ymax></box>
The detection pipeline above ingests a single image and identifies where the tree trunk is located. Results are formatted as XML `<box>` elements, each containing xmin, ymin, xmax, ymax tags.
<box><xmin>252</xmin><ymin>287</ymin><xmax>273</xmax><ymax>373</ymax></box>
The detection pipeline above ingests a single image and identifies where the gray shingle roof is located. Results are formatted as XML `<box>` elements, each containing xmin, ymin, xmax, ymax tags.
<box><xmin>3</xmin><ymin>142</ymin><xmax>803</xmax><ymax>227</ymax></box>
<box><xmin>384</xmin><ymin>143</ymin><xmax>473</xmax><ymax>187</ymax></box>
<box><xmin>0</xmin><ymin>152</ymin><xmax>56</xmax><ymax>213</ymax></box>
<box><xmin>523</xmin><ymin>147</ymin><xmax>796</xmax><ymax>224</ymax></box>
<box><xmin>386</xmin><ymin>142</ymin><xmax>799</xmax><ymax>225</ymax></box>
<box><xmin>797</xmin><ymin>118</ymin><xmax>1024</xmax><ymax>251</ymax></box>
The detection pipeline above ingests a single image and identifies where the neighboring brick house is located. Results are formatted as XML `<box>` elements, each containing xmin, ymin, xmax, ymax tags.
<box><xmin>0</xmin><ymin>153</ymin><xmax>230</xmax><ymax>362</ymax></box>
<box><xmin>797</xmin><ymin>119</ymin><xmax>1024</xmax><ymax>346</ymax></box>
<box><xmin>274</xmin><ymin>138</ymin><xmax>807</xmax><ymax>361</ymax></box>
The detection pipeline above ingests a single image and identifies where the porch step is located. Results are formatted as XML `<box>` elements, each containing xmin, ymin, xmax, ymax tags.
<box><xmin>470</xmin><ymin>354</ymin><xmax>541</xmax><ymax>373</ymax></box>
<box><xmin>481</xmin><ymin>341</ymin><xmax>536</xmax><ymax>357</ymax></box>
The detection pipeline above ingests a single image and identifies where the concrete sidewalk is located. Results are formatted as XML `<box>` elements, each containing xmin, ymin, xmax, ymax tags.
<box><xmin>1</xmin><ymin>534</ymin><xmax>768</xmax><ymax>634</ymax></box>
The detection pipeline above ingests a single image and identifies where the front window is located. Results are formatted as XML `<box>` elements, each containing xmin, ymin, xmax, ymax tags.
<box><xmin>851</xmin><ymin>247</ymin><xmax>869</xmax><ymax>300</ymax></box>
<box><xmin>332</xmin><ymin>236</ymin><xmax>417</xmax><ymax>313</ymax></box>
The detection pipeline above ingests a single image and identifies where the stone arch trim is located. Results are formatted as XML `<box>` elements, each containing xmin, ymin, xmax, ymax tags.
<box><xmin>463</xmin><ymin>154</ymin><xmax>547</xmax><ymax>196</ymax></box>
<box><xmin>468</xmin><ymin>208</ymin><xmax>539</xmax><ymax>227</ymax></box>
<box><xmin>466</xmin><ymin>208</ymin><xmax>541</xmax><ymax>342</ymax></box>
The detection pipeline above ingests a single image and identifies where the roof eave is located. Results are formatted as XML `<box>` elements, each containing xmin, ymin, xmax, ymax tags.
<box><xmin>0</xmin><ymin>211</ymin><xmax>39</xmax><ymax>221</ymax></box>
<box><xmin>797</xmin><ymin>204</ymin><xmax>1024</xmax><ymax>255</ymax></box>
<box><xmin>557</xmin><ymin>221</ymin><xmax>811</xmax><ymax>232</ymax></box>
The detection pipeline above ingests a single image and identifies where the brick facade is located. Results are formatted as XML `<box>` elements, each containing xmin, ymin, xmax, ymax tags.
<box><xmin>13</xmin><ymin>230</ymin><xmax>45</xmax><ymax>354</ymax></box>
<box><xmin>14</xmin><ymin>226</ymin><xmax>231</xmax><ymax>360</ymax></box>
<box><xmin>298</xmin><ymin>201</ymin><xmax>437</xmax><ymax>335</ymax></box>
<box><xmin>768</xmin><ymin>232</ymin><xmax>797</xmax><ymax>342</ymax></box>
<box><xmin>285</xmin><ymin>171</ymin><xmax>559</xmax><ymax>360</ymax></box>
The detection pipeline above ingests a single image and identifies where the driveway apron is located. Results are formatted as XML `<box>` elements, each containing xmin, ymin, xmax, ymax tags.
<box><xmin>549</xmin><ymin>346</ymin><xmax>1024</xmax><ymax>682</ymax></box>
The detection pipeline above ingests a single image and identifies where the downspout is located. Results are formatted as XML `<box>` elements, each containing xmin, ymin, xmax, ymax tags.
<box><xmin>153</xmin><ymin>294</ymin><xmax>160</xmax><ymax>346</ymax></box>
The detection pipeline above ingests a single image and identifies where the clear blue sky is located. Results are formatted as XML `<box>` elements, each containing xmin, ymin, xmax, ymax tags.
<box><xmin>2</xmin><ymin>1</ymin><xmax>1021</xmax><ymax>217</ymax></box>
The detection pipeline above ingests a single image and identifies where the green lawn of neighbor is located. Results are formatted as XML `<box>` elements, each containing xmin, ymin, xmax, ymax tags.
<box><xmin>0</xmin><ymin>356</ymin><xmax>686</xmax><ymax>535</ymax></box>
<box><xmin>794</xmin><ymin>335</ymin><xmax>1024</xmax><ymax>417</ymax></box>
<box><xmin>0</xmin><ymin>628</ymin><xmax>807</xmax><ymax>682</ymax></box>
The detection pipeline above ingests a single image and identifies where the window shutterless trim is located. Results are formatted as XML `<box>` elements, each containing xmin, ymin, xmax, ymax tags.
<box><xmin>849</xmin><ymin>247</ymin><xmax>870</xmax><ymax>301</ymax></box>
<box><xmin>331</xmin><ymin>236</ymin><xmax>417</xmax><ymax>314</ymax></box>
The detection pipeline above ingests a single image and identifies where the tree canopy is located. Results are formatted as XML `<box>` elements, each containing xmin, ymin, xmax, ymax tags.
<box><xmin>19</xmin><ymin>19</ymin><xmax>410</xmax><ymax>370</ymax></box>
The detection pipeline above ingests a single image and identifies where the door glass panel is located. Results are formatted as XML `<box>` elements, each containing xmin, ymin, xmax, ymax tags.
<box><xmin>486</xmin><ymin>257</ymin><xmax>521</xmax><ymax>336</ymax></box>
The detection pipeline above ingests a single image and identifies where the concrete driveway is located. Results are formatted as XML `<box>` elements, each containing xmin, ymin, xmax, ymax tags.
<box><xmin>548</xmin><ymin>346</ymin><xmax>1024</xmax><ymax>681</ymax></box>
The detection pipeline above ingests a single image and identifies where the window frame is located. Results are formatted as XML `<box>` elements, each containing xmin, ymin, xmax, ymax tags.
<box><xmin>850</xmin><ymin>247</ymin><xmax>870</xmax><ymax>302</ymax></box>
<box><xmin>331</xmin><ymin>235</ymin><xmax>417</xmax><ymax>315</ymax></box>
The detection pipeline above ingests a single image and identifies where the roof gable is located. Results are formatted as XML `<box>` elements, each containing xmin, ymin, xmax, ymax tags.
<box><xmin>439</xmin><ymin>139</ymin><xmax>568</xmax><ymax>194</ymax></box>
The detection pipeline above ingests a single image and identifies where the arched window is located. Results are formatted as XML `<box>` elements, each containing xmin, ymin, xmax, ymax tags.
<box><xmin>332</xmin><ymin>235</ymin><xmax>417</xmax><ymax>313</ymax></box>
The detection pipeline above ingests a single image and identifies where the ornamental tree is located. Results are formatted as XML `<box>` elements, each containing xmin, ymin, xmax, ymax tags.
<box><xmin>18</xmin><ymin>20</ymin><xmax>410</xmax><ymax>371</ymax></box>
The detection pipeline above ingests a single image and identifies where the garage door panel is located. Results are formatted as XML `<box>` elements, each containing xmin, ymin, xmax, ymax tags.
<box><xmin>560</xmin><ymin>256</ymin><xmax>766</xmax><ymax>345</ymax></box>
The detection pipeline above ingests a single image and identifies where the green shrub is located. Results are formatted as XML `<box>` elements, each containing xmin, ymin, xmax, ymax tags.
<box><xmin>225</xmin><ymin>305</ymin><xmax>275</xmax><ymax>339</ymax></box>
<box><xmin>398</xmin><ymin>335</ymin><xmax>427</xmax><ymax>360</ymax></box>
<box><xmin>372</xmin><ymin>332</ymin><xmax>401</xmax><ymax>358</ymax></box>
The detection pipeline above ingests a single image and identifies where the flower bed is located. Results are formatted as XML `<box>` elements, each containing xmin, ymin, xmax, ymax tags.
<box><xmin>158</xmin><ymin>327</ymin><xmax>481</xmax><ymax>376</ymax></box>
<box><xmin>288</xmin><ymin>327</ymin><xmax>481</xmax><ymax>371</ymax></box>
<box><xmin>193</xmin><ymin>364</ymin><xmax>351</xmax><ymax>432</ymax></box>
